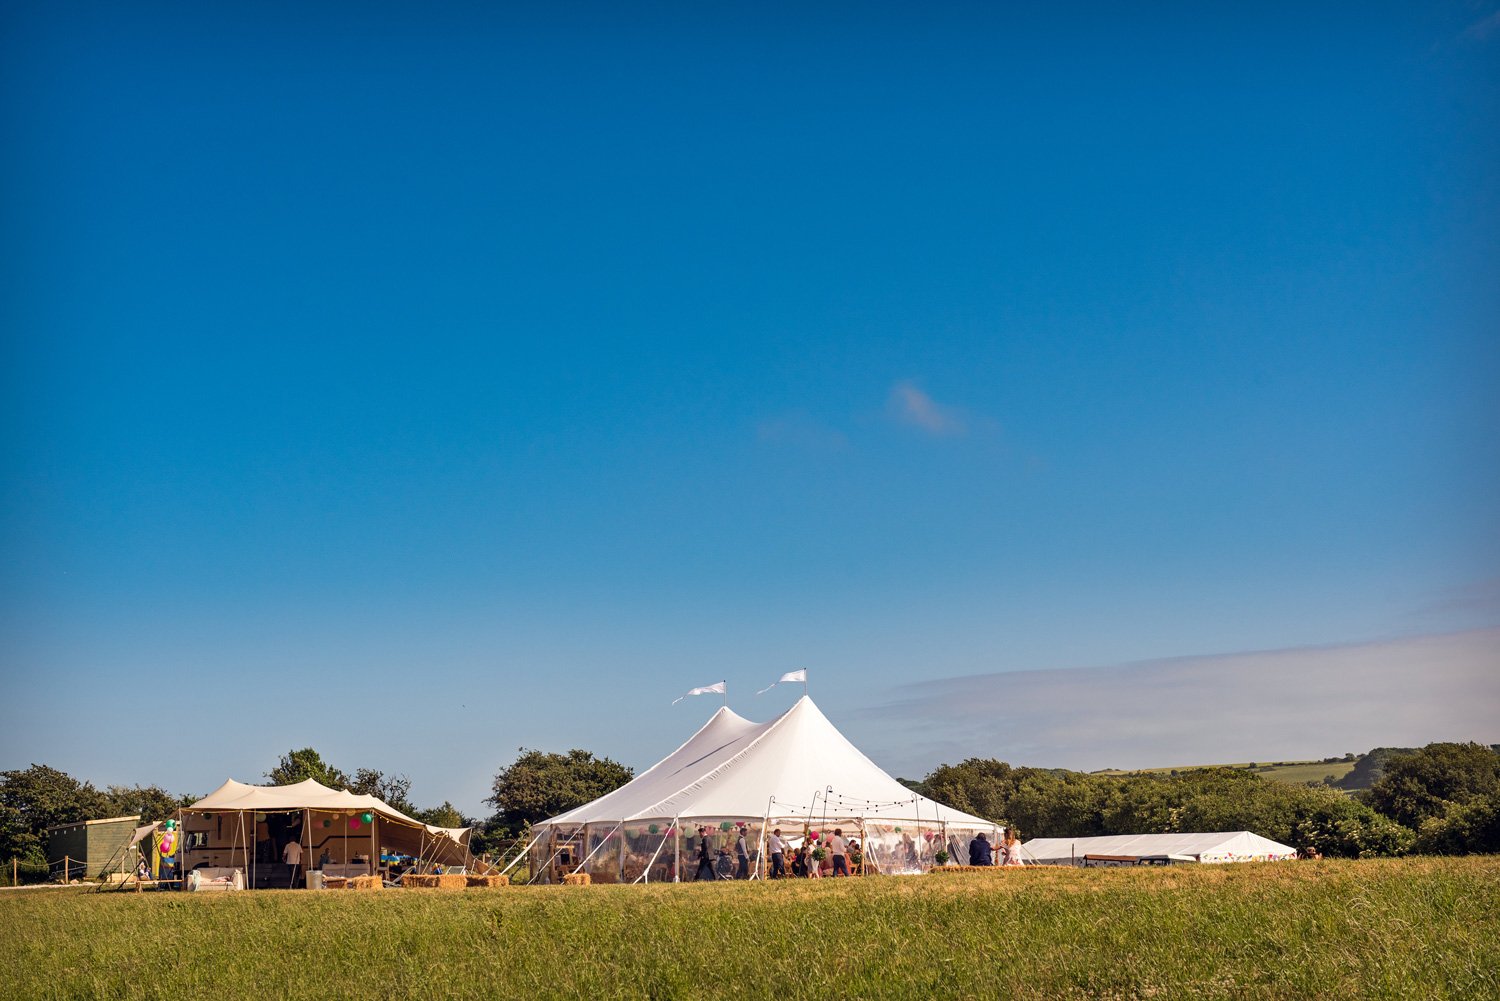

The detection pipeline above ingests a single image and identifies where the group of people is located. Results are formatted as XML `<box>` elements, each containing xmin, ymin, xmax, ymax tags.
<box><xmin>968</xmin><ymin>830</ymin><xmax>1024</xmax><ymax>866</ymax></box>
<box><xmin>690</xmin><ymin>825</ymin><xmax>865</xmax><ymax>880</ymax></box>
<box><xmin>766</xmin><ymin>827</ymin><xmax>860</xmax><ymax>878</ymax></box>
<box><xmin>692</xmin><ymin>824</ymin><xmax>755</xmax><ymax>880</ymax></box>
<box><xmin>686</xmin><ymin>824</ymin><xmax>1022</xmax><ymax>878</ymax></box>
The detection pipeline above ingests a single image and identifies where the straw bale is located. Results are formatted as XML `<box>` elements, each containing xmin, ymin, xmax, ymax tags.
<box><xmin>562</xmin><ymin>872</ymin><xmax>591</xmax><ymax>885</ymax></box>
<box><xmin>323</xmin><ymin>876</ymin><xmax>349</xmax><ymax>890</ymax></box>
<box><xmin>400</xmin><ymin>874</ymin><xmax>440</xmax><ymax>888</ymax></box>
<box><xmin>466</xmin><ymin>874</ymin><xmax>509</xmax><ymax>888</ymax></box>
<box><xmin>346</xmin><ymin>875</ymin><xmax>382</xmax><ymax>891</ymax></box>
<box><xmin>434</xmin><ymin>873</ymin><xmax>468</xmax><ymax>889</ymax></box>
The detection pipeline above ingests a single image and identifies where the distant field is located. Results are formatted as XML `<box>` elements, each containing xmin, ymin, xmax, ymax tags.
<box><xmin>1094</xmin><ymin>758</ymin><xmax>1360</xmax><ymax>787</ymax></box>
<box><xmin>3</xmin><ymin>857</ymin><xmax>1496</xmax><ymax>1000</ymax></box>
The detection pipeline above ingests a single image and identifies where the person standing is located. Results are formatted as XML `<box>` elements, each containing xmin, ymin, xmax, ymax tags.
<box><xmin>1001</xmin><ymin>830</ymin><xmax>1023</xmax><ymax>866</ymax></box>
<box><xmin>283</xmin><ymin>837</ymin><xmax>303</xmax><ymax>887</ymax></box>
<box><xmin>829</xmin><ymin>828</ymin><xmax>849</xmax><ymax>877</ymax></box>
<box><xmin>735</xmin><ymin>826</ymin><xmax>750</xmax><ymax>880</ymax></box>
<box><xmin>969</xmin><ymin>831</ymin><xmax>993</xmax><ymax>866</ymax></box>
<box><xmin>768</xmin><ymin>828</ymin><xmax>787</xmax><ymax>879</ymax></box>
<box><xmin>695</xmin><ymin>827</ymin><xmax>716</xmax><ymax>881</ymax></box>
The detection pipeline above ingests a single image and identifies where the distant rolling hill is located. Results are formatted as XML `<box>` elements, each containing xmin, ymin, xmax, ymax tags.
<box><xmin>1090</xmin><ymin>752</ymin><xmax>1403</xmax><ymax>791</ymax></box>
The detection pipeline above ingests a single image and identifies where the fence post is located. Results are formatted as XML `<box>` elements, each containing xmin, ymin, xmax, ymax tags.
<box><xmin>64</xmin><ymin>855</ymin><xmax>70</xmax><ymax>883</ymax></box>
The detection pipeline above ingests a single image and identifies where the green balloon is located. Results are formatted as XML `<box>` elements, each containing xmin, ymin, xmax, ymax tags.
<box><xmin>648</xmin><ymin>824</ymin><xmax>659</xmax><ymax>835</ymax></box>
<box><xmin>362</xmin><ymin>811</ymin><xmax>374</xmax><ymax>824</ymax></box>
<box><xmin>720</xmin><ymin>821</ymin><xmax>732</xmax><ymax>832</ymax></box>
<box><xmin>322</xmin><ymin>819</ymin><xmax>331</xmax><ymax>828</ymax></box>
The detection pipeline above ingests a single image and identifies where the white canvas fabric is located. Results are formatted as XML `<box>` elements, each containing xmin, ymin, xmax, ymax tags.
<box><xmin>1021</xmin><ymin>831</ymin><xmax>1297</xmax><ymax>864</ymax></box>
<box><xmin>537</xmin><ymin>696</ymin><xmax>996</xmax><ymax>830</ymax></box>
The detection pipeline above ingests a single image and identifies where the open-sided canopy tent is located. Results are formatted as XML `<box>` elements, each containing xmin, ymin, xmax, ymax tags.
<box><xmin>528</xmin><ymin>696</ymin><xmax>1000</xmax><ymax>882</ymax></box>
<box><xmin>1021</xmin><ymin>831</ymin><xmax>1298</xmax><ymax>866</ymax></box>
<box><xmin>180</xmin><ymin>777</ymin><xmax>470</xmax><ymax>883</ymax></box>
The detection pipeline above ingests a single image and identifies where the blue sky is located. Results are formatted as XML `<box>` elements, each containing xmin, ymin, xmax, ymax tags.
<box><xmin>3</xmin><ymin>2</ymin><xmax>1497</xmax><ymax>817</ymax></box>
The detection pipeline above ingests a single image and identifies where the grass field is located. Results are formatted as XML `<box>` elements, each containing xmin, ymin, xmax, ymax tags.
<box><xmin>4</xmin><ymin>858</ymin><xmax>1496</xmax><ymax>1000</ymax></box>
<box><xmin>1094</xmin><ymin>759</ymin><xmax>1361</xmax><ymax>787</ymax></box>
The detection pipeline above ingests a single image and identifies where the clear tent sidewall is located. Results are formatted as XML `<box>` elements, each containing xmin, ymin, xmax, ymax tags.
<box><xmin>528</xmin><ymin>816</ymin><xmax>1000</xmax><ymax>882</ymax></box>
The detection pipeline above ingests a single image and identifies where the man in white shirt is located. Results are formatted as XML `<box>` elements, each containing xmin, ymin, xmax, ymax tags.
<box><xmin>829</xmin><ymin>828</ymin><xmax>849</xmax><ymax>877</ymax></box>
<box><xmin>283</xmin><ymin>838</ymin><xmax>303</xmax><ymax>887</ymax></box>
<box><xmin>767</xmin><ymin>828</ymin><xmax>786</xmax><ymax>879</ymax></box>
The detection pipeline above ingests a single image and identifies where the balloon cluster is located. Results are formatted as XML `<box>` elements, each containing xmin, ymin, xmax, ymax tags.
<box><xmin>346</xmin><ymin>810</ymin><xmax>377</xmax><ymax>830</ymax></box>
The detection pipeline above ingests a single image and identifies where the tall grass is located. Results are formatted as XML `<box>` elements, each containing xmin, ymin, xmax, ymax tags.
<box><xmin>3</xmin><ymin>857</ymin><xmax>1496</xmax><ymax>1000</ymax></box>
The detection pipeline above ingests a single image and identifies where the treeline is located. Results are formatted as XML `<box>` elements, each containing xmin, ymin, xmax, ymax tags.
<box><xmin>907</xmin><ymin>741</ymin><xmax>1500</xmax><ymax>858</ymax></box>
<box><xmin>8</xmin><ymin>742</ymin><xmax>1496</xmax><ymax>867</ymax></box>
<box><xmin>0</xmin><ymin>747</ymin><xmax>470</xmax><ymax>867</ymax></box>
<box><xmin>0</xmin><ymin>765</ymin><xmax>188</xmax><ymax>866</ymax></box>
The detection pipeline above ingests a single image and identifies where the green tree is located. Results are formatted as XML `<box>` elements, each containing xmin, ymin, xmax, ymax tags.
<box><xmin>1363</xmin><ymin>742</ymin><xmax>1500</xmax><ymax>830</ymax></box>
<box><xmin>915</xmin><ymin>759</ymin><xmax>1415</xmax><ymax>858</ymax></box>
<box><xmin>1335</xmin><ymin>747</ymin><xmax>1416</xmax><ymax>792</ymax></box>
<box><xmin>267</xmin><ymin>748</ymin><xmax>349</xmax><ymax>789</ymax></box>
<box><xmin>413</xmin><ymin>801</ymin><xmax>468</xmax><ymax>829</ymax></box>
<box><xmin>348</xmin><ymin>769</ymin><xmax>415</xmax><ymax>815</ymax></box>
<box><xmin>104</xmin><ymin>785</ymin><xmax>189</xmax><ymax>823</ymax></box>
<box><xmin>1415</xmin><ymin>792</ymin><xmax>1500</xmax><ymax>855</ymax></box>
<box><xmin>0</xmin><ymin>765</ymin><xmax>113</xmax><ymax>864</ymax></box>
<box><xmin>485</xmin><ymin>748</ymin><xmax>633</xmax><ymax>837</ymax></box>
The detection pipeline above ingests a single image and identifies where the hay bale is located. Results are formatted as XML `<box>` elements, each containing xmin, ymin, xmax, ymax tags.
<box><xmin>346</xmin><ymin>875</ymin><xmax>382</xmax><ymax>891</ymax></box>
<box><xmin>562</xmin><ymin>872</ymin><xmax>591</xmax><ymax>885</ymax></box>
<box><xmin>466</xmin><ymin>874</ymin><xmax>509</xmax><ymax>888</ymax></box>
<box><xmin>399</xmin><ymin>874</ymin><xmax>439</xmax><ymax>888</ymax></box>
<box><xmin>322</xmin><ymin>876</ymin><xmax>349</xmax><ymax>890</ymax></box>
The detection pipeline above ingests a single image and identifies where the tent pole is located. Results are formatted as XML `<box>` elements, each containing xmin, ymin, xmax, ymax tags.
<box><xmin>498</xmin><ymin>832</ymin><xmax>542</xmax><ymax>877</ymax></box>
<box><xmin>575</xmin><ymin>822</ymin><xmax>622</xmax><ymax>873</ymax></box>
<box><xmin>757</xmin><ymin>797</ymin><xmax>774</xmax><ymax>881</ymax></box>
<box><xmin>635</xmin><ymin>824</ymin><xmax>670</xmax><ymax>885</ymax></box>
<box><xmin>672</xmin><ymin>821</ymin><xmax>680</xmax><ymax>883</ymax></box>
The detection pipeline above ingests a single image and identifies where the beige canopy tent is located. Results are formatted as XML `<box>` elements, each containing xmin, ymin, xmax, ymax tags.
<box><xmin>178</xmin><ymin>778</ymin><xmax>470</xmax><ymax>886</ymax></box>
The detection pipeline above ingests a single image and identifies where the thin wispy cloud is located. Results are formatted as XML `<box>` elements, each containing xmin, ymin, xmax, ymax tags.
<box><xmin>756</xmin><ymin>412</ymin><xmax>849</xmax><ymax>451</ymax></box>
<box><xmin>1464</xmin><ymin>9</ymin><xmax>1500</xmax><ymax>42</ymax></box>
<box><xmin>888</xmin><ymin>380</ymin><xmax>966</xmax><ymax>436</ymax></box>
<box><xmin>855</xmin><ymin>629</ymin><xmax>1500</xmax><ymax>773</ymax></box>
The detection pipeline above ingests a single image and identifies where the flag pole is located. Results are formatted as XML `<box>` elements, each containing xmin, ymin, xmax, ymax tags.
<box><xmin>723</xmin><ymin>681</ymin><xmax>728</xmax><ymax>708</ymax></box>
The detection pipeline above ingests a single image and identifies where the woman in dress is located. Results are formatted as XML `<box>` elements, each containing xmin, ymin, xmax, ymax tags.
<box><xmin>1001</xmin><ymin>829</ymin><xmax>1023</xmax><ymax>866</ymax></box>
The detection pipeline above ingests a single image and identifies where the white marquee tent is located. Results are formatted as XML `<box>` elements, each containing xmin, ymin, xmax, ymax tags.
<box><xmin>526</xmin><ymin>696</ymin><xmax>1001</xmax><ymax>882</ymax></box>
<box><xmin>1021</xmin><ymin>831</ymin><xmax>1298</xmax><ymax>866</ymax></box>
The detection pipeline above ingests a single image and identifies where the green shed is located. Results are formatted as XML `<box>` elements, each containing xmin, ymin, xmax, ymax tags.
<box><xmin>46</xmin><ymin>815</ymin><xmax>141</xmax><ymax>879</ymax></box>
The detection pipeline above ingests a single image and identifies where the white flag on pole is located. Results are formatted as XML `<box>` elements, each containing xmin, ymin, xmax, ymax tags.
<box><xmin>672</xmin><ymin>681</ymin><xmax>726</xmax><ymax>704</ymax></box>
<box><xmin>756</xmin><ymin>669</ymin><xmax>808</xmax><ymax>695</ymax></box>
